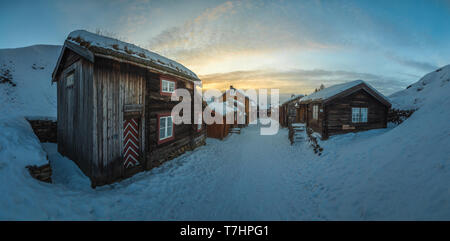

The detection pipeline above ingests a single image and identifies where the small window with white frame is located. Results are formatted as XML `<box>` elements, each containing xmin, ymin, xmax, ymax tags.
<box><xmin>66</xmin><ymin>71</ymin><xmax>74</xmax><ymax>88</ymax></box>
<box><xmin>159</xmin><ymin>115</ymin><xmax>173</xmax><ymax>140</ymax></box>
<box><xmin>313</xmin><ymin>105</ymin><xmax>319</xmax><ymax>120</ymax></box>
<box><xmin>352</xmin><ymin>107</ymin><xmax>368</xmax><ymax>123</ymax></box>
<box><xmin>161</xmin><ymin>79</ymin><xmax>175</xmax><ymax>94</ymax></box>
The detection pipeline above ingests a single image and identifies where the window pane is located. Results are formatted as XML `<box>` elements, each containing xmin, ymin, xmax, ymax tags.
<box><xmin>160</xmin><ymin>117</ymin><xmax>166</xmax><ymax>127</ymax></box>
<box><xmin>352</xmin><ymin>108</ymin><xmax>360</xmax><ymax>123</ymax></box>
<box><xmin>313</xmin><ymin>105</ymin><xmax>319</xmax><ymax>120</ymax></box>
<box><xmin>167</xmin><ymin>125</ymin><xmax>172</xmax><ymax>137</ymax></box>
<box><xmin>163</xmin><ymin>80</ymin><xmax>168</xmax><ymax>92</ymax></box>
<box><xmin>159</xmin><ymin>128</ymin><xmax>166</xmax><ymax>139</ymax></box>
<box><xmin>169</xmin><ymin>82</ymin><xmax>175</xmax><ymax>92</ymax></box>
<box><xmin>361</xmin><ymin>108</ymin><xmax>368</xmax><ymax>122</ymax></box>
<box><xmin>167</xmin><ymin>116</ymin><xmax>172</xmax><ymax>126</ymax></box>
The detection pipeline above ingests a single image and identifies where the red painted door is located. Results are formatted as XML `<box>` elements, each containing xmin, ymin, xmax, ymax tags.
<box><xmin>123</xmin><ymin>117</ymin><xmax>140</xmax><ymax>168</ymax></box>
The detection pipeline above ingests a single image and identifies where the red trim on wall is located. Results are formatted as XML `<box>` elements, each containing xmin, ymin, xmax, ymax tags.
<box><xmin>157</xmin><ymin>112</ymin><xmax>175</xmax><ymax>145</ymax></box>
<box><xmin>159</xmin><ymin>75</ymin><xmax>177</xmax><ymax>97</ymax></box>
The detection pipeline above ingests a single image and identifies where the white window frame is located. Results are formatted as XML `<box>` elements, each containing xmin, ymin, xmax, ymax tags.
<box><xmin>312</xmin><ymin>105</ymin><xmax>319</xmax><ymax>120</ymax></box>
<box><xmin>352</xmin><ymin>107</ymin><xmax>368</xmax><ymax>123</ymax></box>
<box><xmin>161</xmin><ymin>79</ymin><xmax>175</xmax><ymax>93</ymax></box>
<box><xmin>159</xmin><ymin>116</ymin><xmax>173</xmax><ymax>140</ymax></box>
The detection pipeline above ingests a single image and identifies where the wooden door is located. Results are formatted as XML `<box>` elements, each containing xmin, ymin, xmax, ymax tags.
<box><xmin>123</xmin><ymin>116</ymin><xmax>141</xmax><ymax>168</ymax></box>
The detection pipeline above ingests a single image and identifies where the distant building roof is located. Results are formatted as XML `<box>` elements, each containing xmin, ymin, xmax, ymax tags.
<box><xmin>282</xmin><ymin>94</ymin><xmax>304</xmax><ymax>105</ymax></box>
<box><xmin>299</xmin><ymin>80</ymin><xmax>391</xmax><ymax>107</ymax></box>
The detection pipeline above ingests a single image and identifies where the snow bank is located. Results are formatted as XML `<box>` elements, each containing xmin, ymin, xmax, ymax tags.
<box><xmin>389</xmin><ymin>65</ymin><xmax>450</xmax><ymax>110</ymax></box>
<box><xmin>67</xmin><ymin>30</ymin><xmax>198</xmax><ymax>79</ymax></box>
<box><xmin>311</xmin><ymin>66</ymin><xmax>450</xmax><ymax>220</ymax></box>
<box><xmin>0</xmin><ymin>45</ymin><xmax>61</xmax><ymax>117</ymax></box>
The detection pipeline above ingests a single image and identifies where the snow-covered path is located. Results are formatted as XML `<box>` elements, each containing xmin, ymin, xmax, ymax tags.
<box><xmin>38</xmin><ymin>123</ymin><xmax>321</xmax><ymax>220</ymax></box>
<box><xmin>1</xmin><ymin>116</ymin><xmax>448</xmax><ymax>220</ymax></box>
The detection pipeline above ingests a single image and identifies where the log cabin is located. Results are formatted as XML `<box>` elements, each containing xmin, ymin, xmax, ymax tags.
<box><xmin>221</xmin><ymin>85</ymin><xmax>252</xmax><ymax>127</ymax></box>
<box><xmin>298</xmin><ymin>80</ymin><xmax>391</xmax><ymax>139</ymax></box>
<box><xmin>205</xmin><ymin>102</ymin><xmax>234</xmax><ymax>139</ymax></box>
<box><xmin>279</xmin><ymin>94</ymin><xmax>304</xmax><ymax>128</ymax></box>
<box><xmin>51</xmin><ymin>30</ymin><xmax>206</xmax><ymax>187</ymax></box>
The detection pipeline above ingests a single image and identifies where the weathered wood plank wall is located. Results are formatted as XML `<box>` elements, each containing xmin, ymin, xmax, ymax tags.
<box><xmin>326</xmin><ymin>89</ymin><xmax>388</xmax><ymax>136</ymax></box>
<box><xmin>91</xmin><ymin>58</ymin><xmax>146</xmax><ymax>185</ymax></box>
<box><xmin>57</xmin><ymin>54</ymin><xmax>94</xmax><ymax>178</ymax></box>
<box><xmin>57</xmin><ymin>52</ymin><xmax>206</xmax><ymax>186</ymax></box>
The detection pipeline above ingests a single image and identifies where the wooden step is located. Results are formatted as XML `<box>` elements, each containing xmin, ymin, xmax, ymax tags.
<box><xmin>230</xmin><ymin>128</ymin><xmax>241</xmax><ymax>134</ymax></box>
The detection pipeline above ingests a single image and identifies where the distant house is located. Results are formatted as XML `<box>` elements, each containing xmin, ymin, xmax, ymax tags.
<box><xmin>51</xmin><ymin>30</ymin><xmax>206</xmax><ymax>187</ymax></box>
<box><xmin>205</xmin><ymin>101</ymin><xmax>234</xmax><ymax>140</ymax></box>
<box><xmin>279</xmin><ymin>94</ymin><xmax>304</xmax><ymax>128</ymax></box>
<box><xmin>221</xmin><ymin>85</ymin><xmax>252</xmax><ymax>127</ymax></box>
<box><xmin>298</xmin><ymin>80</ymin><xmax>391</xmax><ymax>139</ymax></box>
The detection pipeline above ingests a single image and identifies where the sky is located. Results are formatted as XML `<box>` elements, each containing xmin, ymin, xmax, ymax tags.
<box><xmin>1</xmin><ymin>0</ymin><xmax>449</xmax><ymax>102</ymax></box>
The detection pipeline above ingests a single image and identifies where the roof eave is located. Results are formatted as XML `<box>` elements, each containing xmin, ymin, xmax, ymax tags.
<box><xmin>321</xmin><ymin>83</ymin><xmax>391</xmax><ymax>107</ymax></box>
<box><xmin>51</xmin><ymin>40</ymin><xmax>95</xmax><ymax>82</ymax></box>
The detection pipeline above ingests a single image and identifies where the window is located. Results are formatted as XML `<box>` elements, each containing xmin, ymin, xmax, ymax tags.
<box><xmin>159</xmin><ymin>115</ymin><xmax>173</xmax><ymax>141</ymax></box>
<box><xmin>161</xmin><ymin>79</ymin><xmax>175</xmax><ymax>94</ymax></box>
<box><xmin>66</xmin><ymin>71</ymin><xmax>74</xmax><ymax>87</ymax></box>
<box><xmin>313</xmin><ymin>105</ymin><xmax>319</xmax><ymax>120</ymax></box>
<box><xmin>352</xmin><ymin>107</ymin><xmax>368</xmax><ymax>123</ymax></box>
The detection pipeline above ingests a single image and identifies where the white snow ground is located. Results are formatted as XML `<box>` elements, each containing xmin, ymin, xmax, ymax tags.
<box><xmin>0</xmin><ymin>46</ymin><xmax>449</xmax><ymax>220</ymax></box>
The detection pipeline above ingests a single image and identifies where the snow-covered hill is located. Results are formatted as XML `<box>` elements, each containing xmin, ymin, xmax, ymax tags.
<box><xmin>314</xmin><ymin>65</ymin><xmax>450</xmax><ymax>219</ymax></box>
<box><xmin>389</xmin><ymin>65</ymin><xmax>450</xmax><ymax>110</ymax></box>
<box><xmin>0</xmin><ymin>45</ymin><xmax>61</xmax><ymax>118</ymax></box>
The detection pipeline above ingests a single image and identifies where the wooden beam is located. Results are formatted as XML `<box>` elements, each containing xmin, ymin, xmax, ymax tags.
<box><xmin>123</xmin><ymin>104</ymin><xmax>143</xmax><ymax>113</ymax></box>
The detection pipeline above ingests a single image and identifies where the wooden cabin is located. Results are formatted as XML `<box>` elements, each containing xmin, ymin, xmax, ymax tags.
<box><xmin>279</xmin><ymin>94</ymin><xmax>304</xmax><ymax>128</ymax></box>
<box><xmin>221</xmin><ymin>85</ymin><xmax>251</xmax><ymax>127</ymax></box>
<box><xmin>51</xmin><ymin>30</ymin><xmax>206</xmax><ymax>187</ymax></box>
<box><xmin>298</xmin><ymin>80</ymin><xmax>391</xmax><ymax>139</ymax></box>
<box><xmin>205</xmin><ymin>102</ymin><xmax>233</xmax><ymax>140</ymax></box>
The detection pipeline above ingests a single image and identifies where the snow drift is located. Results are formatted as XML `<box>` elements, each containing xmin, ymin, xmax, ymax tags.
<box><xmin>0</xmin><ymin>45</ymin><xmax>61</xmax><ymax>118</ymax></box>
<box><xmin>389</xmin><ymin>65</ymin><xmax>450</xmax><ymax>110</ymax></box>
<box><xmin>314</xmin><ymin>65</ymin><xmax>450</xmax><ymax>219</ymax></box>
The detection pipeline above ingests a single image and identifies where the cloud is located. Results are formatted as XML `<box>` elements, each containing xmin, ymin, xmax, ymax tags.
<box><xmin>146</xmin><ymin>1</ymin><xmax>337</xmax><ymax>70</ymax></box>
<box><xmin>199</xmin><ymin>68</ymin><xmax>406</xmax><ymax>102</ymax></box>
<box><xmin>386</xmin><ymin>54</ymin><xmax>439</xmax><ymax>72</ymax></box>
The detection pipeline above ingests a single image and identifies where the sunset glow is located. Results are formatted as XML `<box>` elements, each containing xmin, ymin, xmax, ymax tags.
<box><xmin>2</xmin><ymin>0</ymin><xmax>449</xmax><ymax>101</ymax></box>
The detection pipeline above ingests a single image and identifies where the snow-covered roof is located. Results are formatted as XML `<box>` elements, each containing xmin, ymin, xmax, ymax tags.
<box><xmin>282</xmin><ymin>94</ymin><xmax>304</xmax><ymax>105</ymax></box>
<box><xmin>206</xmin><ymin>102</ymin><xmax>236</xmax><ymax>116</ymax></box>
<box><xmin>56</xmin><ymin>30</ymin><xmax>199</xmax><ymax>81</ymax></box>
<box><xmin>223</xmin><ymin>88</ymin><xmax>257</xmax><ymax>105</ymax></box>
<box><xmin>300</xmin><ymin>80</ymin><xmax>391</xmax><ymax>106</ymax></box>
